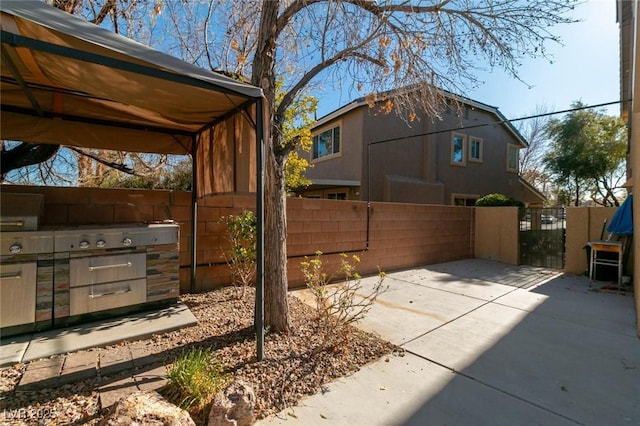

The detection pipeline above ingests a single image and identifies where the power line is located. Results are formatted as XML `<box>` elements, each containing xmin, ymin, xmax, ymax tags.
<box><xmin>368</xmin><ymin>99</ymin><xmax>632</xmax><ymax>146</ymax></box>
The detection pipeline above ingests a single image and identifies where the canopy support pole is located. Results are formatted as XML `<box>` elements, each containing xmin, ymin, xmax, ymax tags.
<box><xmin>255</xmin><ymin>98</ymin><xmax>265</xmax><ymax>361</ymax></box>
<box><xmin>1</xmin><ymin>45</ymin><xmax>43</xmax><ymax>116</ymax></box>
<box><xmin>190</xmin><ymin>135</ymin><xmax>198</xmax><ymax>293</ymax></box>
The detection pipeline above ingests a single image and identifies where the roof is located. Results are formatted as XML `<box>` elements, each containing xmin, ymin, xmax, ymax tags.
<box><xmin>313</xmin><ymin>87</ymin><xmax>529</xmax><ymax>148</ymax></box>
<box><xmin>518</xmin><ymin>177</ymin><xmax>547</xmax><ymax>203</ymax></box>
<box><xmin>0</xmin><ymin>0</ymin><xmax>263</xmax><ymax>155</ymax></box>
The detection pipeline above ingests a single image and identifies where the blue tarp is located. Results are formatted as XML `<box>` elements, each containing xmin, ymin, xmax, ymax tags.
<box><xmin>606</xmin><ymin>194</ymin><xmax>633</xmax><ymax>236</ymax></box>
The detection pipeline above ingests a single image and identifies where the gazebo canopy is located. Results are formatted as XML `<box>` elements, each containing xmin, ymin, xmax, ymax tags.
<box><xmin>1</xmin><ymin>0</ymin><xmax>264</xmax><ymax>195</ymax></box>
<box><xmin>0</xmin><ymin>0</ymin><xmax>267</xmax><ymax>329</ymax></box>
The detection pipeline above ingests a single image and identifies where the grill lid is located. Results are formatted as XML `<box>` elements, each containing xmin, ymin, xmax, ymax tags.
<box><xmin>0</xmin><ymin>193</ymin><xmax>43</xmax><ymax>231</ymax></box>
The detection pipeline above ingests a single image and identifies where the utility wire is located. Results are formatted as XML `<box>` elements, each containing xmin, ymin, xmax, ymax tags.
<box><xmin>368</xmin><ymin>99</ymin><xmax>632</xmax><ymax>146</ymax></box>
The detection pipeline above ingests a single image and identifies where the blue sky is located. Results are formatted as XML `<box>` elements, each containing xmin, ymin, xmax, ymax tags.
<box><xmin>315</xmin><ymin>0</ymin><xmax>621</xmax><ymax>121</ymax></box>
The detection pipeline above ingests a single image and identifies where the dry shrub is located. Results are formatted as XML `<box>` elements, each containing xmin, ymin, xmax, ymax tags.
<box><xmin>300</xmin><ymin>251</ymin><xmax>387</xmax><ymax>349</ymax></box>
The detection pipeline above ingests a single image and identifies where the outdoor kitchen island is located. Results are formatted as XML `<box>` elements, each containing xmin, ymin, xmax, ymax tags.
<box><xmin>0</xmin><ymin>195</ymin><xmax>180</xmax><ymax>337</ymax></box>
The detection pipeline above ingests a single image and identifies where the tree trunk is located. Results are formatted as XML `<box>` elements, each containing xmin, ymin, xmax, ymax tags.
<box><xmin>252</xmin><ymin>0</ymin><xmax>290</xmax><ymax>332</ymax></box>
<box><xmin>264</xmin><ymin>144</ymin><xmax>291</xmax><ymax>332</ymax></box>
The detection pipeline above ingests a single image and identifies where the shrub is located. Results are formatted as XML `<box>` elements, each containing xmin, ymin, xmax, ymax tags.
<box><xmin>219</xmin><ymin>210</ymin><xmax>257</xmax><ymax>299</ymax></box>
<box><xmin>164</xmin><ymin>347</ymin><xmax>231</xmax><ymax>411</ymax></box>
<box><xmin>475</xmin><ymin>193</ymin><xmax>524</xmax><ymax>208</ymax></box>
<box><xmin>300</xmin><ymin>251</ymin><xmax>387</xmax><ymax>349</ymax></box>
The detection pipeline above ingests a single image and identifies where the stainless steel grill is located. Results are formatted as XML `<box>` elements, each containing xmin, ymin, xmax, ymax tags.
<box><xmin>1</xmin><ymin>232</ymin><xmax>53</xmax><ymax>329</ymax></box>
<box><xmin>0</xmin><ymin>193</ymin><xmax>180</xmax><ymax>336</ymax></box>
<box><xmin>0</xmin><ymin>195</ymin><xmax>53</xmax><ymax>331</ymax></box>
<box><xmin>0</xmin><ymin>193</ymin><xmax>43</xmax><ymax>231</ymax></box>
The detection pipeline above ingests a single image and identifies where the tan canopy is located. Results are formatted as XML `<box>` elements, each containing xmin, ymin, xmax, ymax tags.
<box><xmin>0</xmin><ymin>0</ymin><xmax>264</xmax><ymax>196</ymax></box>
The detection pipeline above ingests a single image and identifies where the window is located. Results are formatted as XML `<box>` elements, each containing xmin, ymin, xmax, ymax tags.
<box><xmin>327</xmin><ymin>192</ymin><xmax>347</xmax><ymax>200</ymax></box>
<box><xmin>453</xmin><ymin>194</ymin><xmax>478</xmax><ymax>206</ymax></box>
<box><xmin>469</xmin><ymin>137</ymin><xmax>483</xmax><ymax>162</ymax></box>
<box><xmin>312</xmin><ymin>126</ymin><xmax>341</xmax><ymax>160</ymax></box>
<box><xmin>507</xmin><ymin>144</ymin><xmax>519</xmax><ymax>172</ymax></box>
<box><xmin>451</xmin><ymin>133</ymin><xmax>467</xmax><ymax>166</ymax></box>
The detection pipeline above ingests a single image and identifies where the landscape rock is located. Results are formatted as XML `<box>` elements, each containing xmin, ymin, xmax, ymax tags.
<box><xmin>208</xmin><ymin>379</ymin><xmax>256</xmax><ymax>426</ymax></box>
<box><xmin>99</xmin><ymin>390</ymin><xmax>195</xmax><ymax>425</ymax></box>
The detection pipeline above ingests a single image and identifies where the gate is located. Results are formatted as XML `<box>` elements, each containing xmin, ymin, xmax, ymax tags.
<box><xmin>520</xmin><ymin>207</ymin><xmax>566</xmax><ymax>269</ymax></box>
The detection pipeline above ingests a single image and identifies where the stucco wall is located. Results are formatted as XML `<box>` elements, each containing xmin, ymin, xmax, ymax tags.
<box><xmin>564</xmin><ymin>207</ymin><xmax>619</xmax><ymax>275</ymax></box>
<box><xmin>474</xmin><ymin>207</ymin><xmax>519</xmax><ymax>265</ymax></box>
<box><xmin>473</xmin><ymin>205</ymin><xmax>631</xmax><ymax>277</ymax></box>
<box><xmin>628</xmin><ymin>0</ymin><xmax>640</xmax><ymax>337</ymax></box>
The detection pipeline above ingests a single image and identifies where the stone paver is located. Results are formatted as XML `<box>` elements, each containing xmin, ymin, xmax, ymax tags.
<box><xmin>98</xmin><ymin>375</ymin><xmax>139</xmax><ymax>409</ymax></box>
<box><xmin>129</xmin><ymin>343</ymin><xmax>164</xmax><ymax>369</ymax></box>
<box><xmin>59</xmin><ymin>351</ymin><xmax>98</xmax><ymax>384</ymax></box>
<box><xmin>98</xmin><ymin>345</ymin><xmax>133</xmax><ymax>377</ymax></box>
<box><xmin>17</xmin><ymin>357</ymin><xmax>64</xmax><ymax>390</ymax></box>
<box><xmin>133</xmin><ymin>365</ymin><xmax>168</xmax><ymax>391</ymax></box>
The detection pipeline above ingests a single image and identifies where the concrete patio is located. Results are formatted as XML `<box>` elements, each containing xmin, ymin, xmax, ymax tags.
<box><xmin>259</xmin><ymin>259</ymin><xmax>640</xmax><ymax>426</ymax></box>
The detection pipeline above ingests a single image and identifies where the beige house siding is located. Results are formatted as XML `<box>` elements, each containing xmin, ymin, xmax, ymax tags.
<box><xmin>301</xmin><ymin>97</ymin><xmax>545</xmax><ymax>207</ymax></box>
<box><xmin>618</xmin><ymin>0</ymin><xmax>639</xmax><ymax>335</ymax></box>
<box><xmin>306</xmin><ymin>108</ymin><xmax>363</xmax><ymax>186</ymax></box>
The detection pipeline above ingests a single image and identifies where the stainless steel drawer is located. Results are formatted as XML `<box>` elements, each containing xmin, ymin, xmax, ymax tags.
<box><xmin>0</xmin><ymin>262</ymin><xmax>36</xmax><ymax>327</ymax></box>
<box><xmin>70</xmin><ymin>278</ymin><xmax>147</xmax><ymax>315</ymax></box>
<box><xmin>70</xmin><ymin>253</ymin><xmax>146</xmax><ymax>287</ymax></box>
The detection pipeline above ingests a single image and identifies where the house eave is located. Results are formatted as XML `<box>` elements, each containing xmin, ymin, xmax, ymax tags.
<box><xmin>313</xmin><ymin>87</ymin><xmax>529</xmax><ymax>148</ymax></box>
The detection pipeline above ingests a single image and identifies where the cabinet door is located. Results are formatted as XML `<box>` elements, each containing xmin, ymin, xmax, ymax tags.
<box><xmin>0</xmin><ymin>263</ymin><xmax>36</xmax><ymax>327</ymax></box>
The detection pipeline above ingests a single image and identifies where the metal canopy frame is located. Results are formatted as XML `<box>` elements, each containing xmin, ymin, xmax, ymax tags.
<box><xmin>0</xmin><ymin>1</ymin><xmax>266</xmax><ymax>359</ymax></box>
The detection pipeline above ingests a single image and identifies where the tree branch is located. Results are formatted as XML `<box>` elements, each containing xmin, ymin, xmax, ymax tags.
<box><xmin>68</xmin><ymin>147</ymin><xmax>135</xmax><ymax>175</ymax></box>
<box><xmin>90</xmin><ymin>0</ymin><xmax>116</xmax><ymax>25</ymax></box>
<box><xmin>0</xmin><ymin>142</ymin><xmax>60</xmax><ymax>179</ymax></box>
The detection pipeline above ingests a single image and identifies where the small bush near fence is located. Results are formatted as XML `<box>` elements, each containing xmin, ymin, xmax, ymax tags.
<box><xmin>300</xmin><ymin>251</ymin><xmax>387</xmax><ymax>350</ymax></box>
<box><xmin>219</xmin><ymin>210</ymin><xmax>257</xmax><ymax>299</ymax></box>
<box><xmin>475</xmin><ymin>193</ymin><xmax>524</xmax><ymax>208</ymax></box>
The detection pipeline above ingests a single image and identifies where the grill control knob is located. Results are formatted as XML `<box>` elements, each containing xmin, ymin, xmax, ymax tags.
<box><xmin>79</xmin><ymin>240</ymin><xmax>90</xmax><ymax>249</ymax></box>
<box><xmin>9</xmin><ymin>243</ymin><xmax>22</xmax><ymax>254</ymax></box>
<box><xmin>122</xmin><ymin>238</ymin><xmax>132</xmax><ymax>247</ymax></box>
<box><xmin>96</xmin><ymin>240</ymin><xmax>106</xmax><ymax>248</ymax></box>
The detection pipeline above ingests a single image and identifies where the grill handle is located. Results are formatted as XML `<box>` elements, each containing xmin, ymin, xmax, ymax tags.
<box><xmin>0</xmin><ymin>273</ymin><xmax>21</xmax><ymax>281</ymax></box>
<box><xmin>88</xmin><ymin>262</ymin><xmax>132</xmax><ymax>272</ymax></box>
<box><xmin>89</xmin><ymin>287</ymin><xmax>132</xmax><ymax>299</ymax></box>
<box><xmin>0</xmin><ymin>220</ymin><xmax>24</xmax><ymax>227</ymax></box>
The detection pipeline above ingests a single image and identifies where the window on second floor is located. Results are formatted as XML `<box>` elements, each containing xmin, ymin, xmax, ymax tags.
<box><xmin>451</xmin><ymin>133</ymin><xmax>467</xmax><ymax>166</ymax></box>
<box><xmin>469</xmin><ymin>137</ymin><xmax>483</xmax><ymax>162</ymax></box>
<box><xmin>312</xmin><ymin>125</ymin><xmax>341</xmax><ymax>160</ymax></box>
<box><xmin>327</xmin><ymin>192</ymin><xmax>347</xmax><ymax>200</ymax></box>
<box><xmin>507</xmin><ymin>144</ymin><xmax>519</xmax><ymax>172</ymax></box>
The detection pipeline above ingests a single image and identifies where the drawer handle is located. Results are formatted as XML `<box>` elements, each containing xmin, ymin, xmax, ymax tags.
<box><xmin>0</xmin><ymin>273</ymin><xmax>21</xmax><ymax>281</ymax></box>
<box><xmin>88</xmin><ymin>262</ymin><xmax>132</xmax><ymax>272</ymax></box>
<box><xmin>89</xmin><ymin>287</ymin><xmax>132</xmax><ymax>298</ymax></box>
<box><xmin>0</xmin><ymin>220</ymin><xmax>24</xmax><ymax>227</ymax></box>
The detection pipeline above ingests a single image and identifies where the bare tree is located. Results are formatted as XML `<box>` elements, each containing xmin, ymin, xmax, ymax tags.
<box><xmin>246</xmin><ymin>0</ymin><xmax>578</xmax><ymax>331</ymax></box>
<box><xmin>157</xmin><ymin>0</ymin><xmax>578</xmax><ymax>332</ymax></box>
<box><xmin>516</xmin><ymin>105</ymin><xmax>554</xmax><ymax>202</ymax></box>
<box><xmin>1</xmin><ymin>0</ymin><xmax>169</xmax><ymax>186</ymax></box>
<box><xmin>7</xmin><ymin>0</ymin><xmax>579</xmax><ymax>332</ymax></box>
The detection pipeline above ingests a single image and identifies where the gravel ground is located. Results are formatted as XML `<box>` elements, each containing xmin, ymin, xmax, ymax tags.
<box><xmin>0</xmin><ymin>287</ymin><xmax>394</xmax><ymax>425</ymax></box>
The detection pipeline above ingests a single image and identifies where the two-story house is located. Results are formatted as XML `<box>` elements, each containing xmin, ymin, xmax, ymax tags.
<box><xmin>294</xmin><ymin>90</ymin><xmax>545</xmax><ymax>206</ymax></box>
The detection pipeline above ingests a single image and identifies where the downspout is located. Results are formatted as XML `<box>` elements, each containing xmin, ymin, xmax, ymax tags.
<box><xmin>190</xmin><ymin>135</ymin><xmax>198</xmax><ymax>293</ymax></box>
<box><xmin>255</xmin><ymin>98</ymin><xmax>265</xmax><ymax>361</ymax></box>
